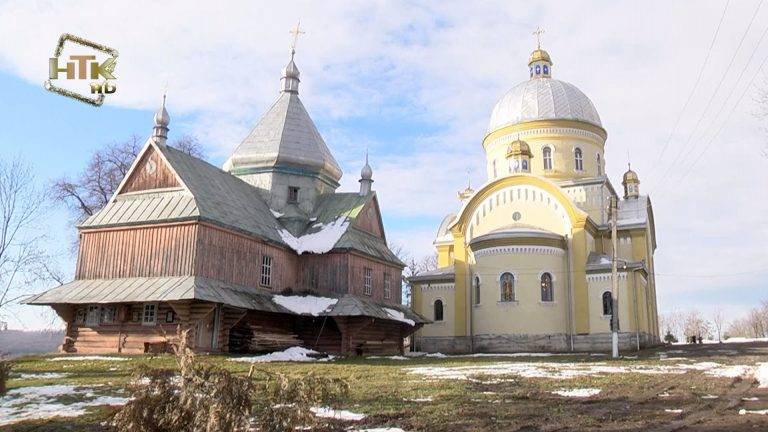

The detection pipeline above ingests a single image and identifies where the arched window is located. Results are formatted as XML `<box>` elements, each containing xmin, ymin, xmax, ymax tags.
<box><xmin>602</xmin><ymin>292</ymin><xmax>613</xmax><ymax>316</ymax></box>
<box><xmin>574</xmin><ymin>148</ymin><xmax>583</xmax><ymax>171</ymax></box>
<box><xmin>540</xmin><ymin>272</ymin><xmax>553</xmax><ymax>302</ymax></box>
<box><xmin>522</xmin><ymin>159</ymin><xmax>529</xmax><ymax>171</ymax></box>
<box><xmin>473</xmin><ymin>276</ymin><xmax>481</xmax><ymax>305</ymax></box>
<box><xmin>434</xmin><ymin>299</ymin><xmax>444</xmax><ymax>321</ymax></box>
<box><xmin>596</xmin><ymin>153</ymin><xmax>602</xmax><ymax>176</ymax></box>
<box><xmin>542</xmin><ymin>146</ymin><xmax>553</xmax><ymax>170</ymax></box>
<box><xmin>500</xmin><ymin>272</ymin><xmax>515</xmax><ymax>302</ymax></box>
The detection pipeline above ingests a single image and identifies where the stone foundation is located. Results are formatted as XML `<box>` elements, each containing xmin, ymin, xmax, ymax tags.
<box><xmin>415</xmin><ymin>332</ymin><xmax>659</xmax><ymax>354</ymax></box>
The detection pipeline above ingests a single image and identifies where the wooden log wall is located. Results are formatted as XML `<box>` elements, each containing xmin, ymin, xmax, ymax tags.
<box><xmin>347</xmin><ymin>253</ymin><xmax>403</xmax><ymax>305</ymax></box>
<box><xmin>352</xmin><ymin>198</ymin><xmax>384</xmax><ymax>238</ymax></box>
<box><xmin>76</xmin><ymin>223</ymin><xmax>198</xmax><ymax>279</ymax></box>
<box><xmin>195</xmin><ymin>223</ymin><xmax>298</xmax><ymax>290</ymax></box>
<box><xmin>296</xmin><ymin>253</ymin><xmax>349</xmax><ymax>295</ymax></box>
<box><xmin>295</xmin><ymin>316</ymin><xmax>342</xmax><ymax>354</ymax></box>
<box><xmin>334</xmin><ymin>317</ymin><xmax>405</xmax><ymax>356</ymax></box>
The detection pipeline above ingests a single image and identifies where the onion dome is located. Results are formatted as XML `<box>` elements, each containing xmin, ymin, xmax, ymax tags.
<box><xmin>622</xmin><ymin>163</ymin><xmax>640</xmax><ymax>199</ymax></box>
<box><xmin>152</xmin><ymin>94</ymin><xmax>170</xmax><ymax>143</ymax></box>
<box><xmin>361</xmin><ymin>153</ymin><xmax>373</xmax><ymax>180</ymax></box>
<box><xmin>280</xmin><ymin>50</ymin><xmax>301</xmax><ymax>93</ymax></box>
<box><xmin>528</xmin><ymin>48</ymin><xmax>551</xmax><ymax>66</ymax></box>
<box><xmin>506</xmin><ymin>137</ymin><xmax>532</xmax><ymax>157</ymax></box>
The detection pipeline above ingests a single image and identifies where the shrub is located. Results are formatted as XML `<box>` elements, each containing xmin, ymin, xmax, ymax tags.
<box><xmin>663</xmin><ymin>331</ymin><xmax>678</xmax><ymax>344</ymax></box>
<box><xmin>0</xmin><ymin>358</ymin><xmax>10</xmax><ymax>395</ymax></box>
<box><xmin>112</xmin><ymin>329</ymin><xmax>348</xmax><ymax>432</ymax></box>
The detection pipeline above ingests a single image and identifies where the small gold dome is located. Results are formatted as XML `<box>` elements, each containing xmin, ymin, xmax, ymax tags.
<box><xmin>528</xmin><ymin>49</ymin><xmax>552</xmax><ymax>66</ymax></box>
<box><xmin>622</xmin><ymin>168</ymin><xmax>639</xmax><ymax>185</ymax></box>
<box><xmin>507</xmin><ymin>139</ymin><xmax>532</xmax><ymax>158</ymax></box>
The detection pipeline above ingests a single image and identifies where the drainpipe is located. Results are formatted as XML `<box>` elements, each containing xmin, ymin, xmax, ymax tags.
<box><xmin>565</xmin><ymin>235</ymin><xmax>574</xmax><ymax>352</ymax></box>
<box><xmin>468</xmin><ymin>248</ymin><xmax>474</xmax><ymax>354</ymax></box>
<box><xmin>632</xmin><ymin>271</ymin><xmax>640</xmax><ymax>351</ymax></box>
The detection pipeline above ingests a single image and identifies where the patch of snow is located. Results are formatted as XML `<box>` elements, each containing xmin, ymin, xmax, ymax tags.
<box><xmin>404</xmin><ymin>397</ymin><xmax>433</xmax><ymax>402</ymax></box>
<box><xmin>47</xmin><ymin>356</ymin><xmax>129</xmax><ymax>362</ymax></box>
<box><xmin>352</xmin><ymin>429</ymin><xmax>406</xmax><ymax>432</ymax></box>
<box><xmin>426</xmin><ymin>352</ymin><xmax>447</xmax><ymax>358</ymax></box>
<box><xmin>279</xmin><ymin>216</ymin><xmax>349</xmax><ymax>254</ymax></box>
<box><xmin>229</xmin><ymin>347</ymin><xmax>331</xmax><ymax>363</ymax></box>
<box><xmin>719</xmin><ymin>337</ymin><xmax>768</xmax><ymax>344</ymax></box>
<box><xmin>459</xmin><ymin>352</ymin><xmax>561</xmax><ymax>358</ymax></box>
<box><xmin>658</xmin><ymin>392</ymin><xmax>671</xmax><ymax>398</ymax></box>
<box><xmin>706</xmin><ymin>365</ymin><xmax>753</xmax><ymax>378</ymax></box>
<box><xmin>664</xmin><ymin>409</ymin><xmax>682</xmax><ymax>414</ymax></box>
<box><xmin>739</xmin><ymin>409</ymin><xmax>768</xmax><ymax>415</ymax></box>
<box><xmin>756</xmin><ymin>363</ymin><xmax>768</xmax><ymax>388</ymax></box>
<box><xmin>552</xmin><ymin>388</ymin><xmax>601</xmax><ymax>398</ymax></box>
<box><xmin>273</xmin><ymin>295</ymin><xmax>338</xmax><ymax>316</ymax></box>
<box><xmin>368</xmin><ymin>355</ymin><xmax>409</xmax><ymax>361</ymax></box>
<box><xmin>310</xmin><ymin>406</ymin><xmax>366</xmax><ymax>421</ymax></box>
<box><xmin>383</xmin><ymin>308</ymin><xmax>415</xmax><ymax>326</ymax></box>
<box><xmin>742</xmin><ymin>397</ymin><xmax>760</xmax><ymax>401</ymax></box>
<box><xmin>270</xmin><ymin>209</ymin><xmax>283</xmax><ymax>218</ymax></box>
<box><xmin>0</xmin><ymin>385</ymin><xmax>129</xmax><ymax>426</ymax></box>
<box><xmin>15</xmin><ymin>373</ymin><xmax>70</xmax><ymax>380</ymax></box>
<box><xmin>701</xmin><ymin>394</ymin><xmax>718</xmax><ymax>399</ymax></box>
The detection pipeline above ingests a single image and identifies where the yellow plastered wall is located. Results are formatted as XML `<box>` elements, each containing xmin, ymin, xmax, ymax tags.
<box><xmin>587</xmin><ymin>275</ymin><xmax>633</xmax><ymax>333</ymax></box>
<box><xmin>414</xmin><ymin>282</ymin><xmax>456</xmax><ymax>337</ymax></box>
<box><xmin>470</xmin><ymin>250</ymin><xmax>568</xmax><ymax>335</ymax></box>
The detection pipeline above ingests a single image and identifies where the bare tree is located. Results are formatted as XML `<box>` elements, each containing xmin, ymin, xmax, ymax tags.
<box><xmin>53</xmin><ymin>134</ymin><xmax>204</xmax><ymax>222</ymax></box>
<box><xmin>711</xmin><ymin>307</ymin><xmax>727</xmax><ymax>342</ymax></box>
<box><xmin>683</xmin><ymin>310</ymin><xmax>711</xmax><ymax>341</ymax></box>
<box><xmin>0</xmin><ymin>158</ymin><xmax>53</xmax><ymax>316</ymax></box>
<box><xmin>390</xmin><ymin>242</ymin><xmax>438</xmax><ymax>306</ymax></box>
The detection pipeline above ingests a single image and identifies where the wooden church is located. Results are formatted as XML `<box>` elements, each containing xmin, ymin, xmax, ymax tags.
<box><xmin>27</xmin><ymin>49</ymin><xmax>426</xmax><ymax>356</ymax></box>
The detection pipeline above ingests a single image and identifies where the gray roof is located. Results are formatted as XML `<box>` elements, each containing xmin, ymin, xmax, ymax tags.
<box><xmin>408</xmin><ymin>267</ymin><xmax>455</xmax><ymax>283</ymax></box>
<box><xmin>25</xmin><ymin>277</ymin><xmax>428</xmax><ymax>326</ymax></box>
<box><xmin>81</xmin><ymin>143</ymin><xmax>285</xmax><ymax>244</ymax></box>
<box><xmin>617</xmin><ymin>195</ymin><xmax>649</xmax><ymax>227</ymax></box>
<box><xmin>223</xmin><ymin>92</ymin><xmax>342</xmax><ymax>183</ymax></box>
<box><xmin>24</xmin><ymin>276</ymin><xmax>289</xmax><ymax>314</ymax></box>
<box><xmin>585</xmin><ymin>252</ymin><xmax>646</xmax><ymax>273</ymax></box>
<box><xmin>310</xmin><ymin>192</ymin><xmax>404</xmax><ymax>266</ymax></box>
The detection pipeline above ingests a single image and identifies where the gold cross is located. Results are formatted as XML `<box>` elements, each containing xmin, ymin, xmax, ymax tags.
<box><xmin>532</xmin><ymin>27</ymin><xmax>545</xmax><ymax>49</ymax></box>
<box><xmin>289</xmin><ymin>21</ymin><xmax>305</xmax><ymax>52</ymax></box>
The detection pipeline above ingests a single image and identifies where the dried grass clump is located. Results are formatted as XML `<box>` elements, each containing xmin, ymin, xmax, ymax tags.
<box><xmin>112</xmin><ymin>328</ymin><xmax>348</xmax><ymax>432</ymax></box>
<box><xmin>253</xmin><ymin>369</ymin><xmax>349</xmax><ymax>431</ymax></box>
<box><xmin>0</xmin><ymin>358</ymin><xmax>11</xmax><ymax>396</ymax></box>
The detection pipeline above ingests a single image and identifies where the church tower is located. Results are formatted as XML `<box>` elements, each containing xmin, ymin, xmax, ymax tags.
<box><xmin>223</xmin><ymin>25</ymin><xmax>342</xmax><ymax>215</ymax></box>
<box><xmin>622</xmin><ymin>164</ymin><xmax>640</xmax><ymax>199</ymax></box>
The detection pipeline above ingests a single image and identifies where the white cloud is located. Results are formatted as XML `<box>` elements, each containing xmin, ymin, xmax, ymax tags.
<box><xmin>1</xmin><ymin>0</ymin><xmax>767</xmax><ymax>324</ymax></box>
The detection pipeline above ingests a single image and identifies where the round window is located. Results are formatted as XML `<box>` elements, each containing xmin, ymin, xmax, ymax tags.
<box><xmin>512</xmin><ymin>212</ymin><xmax>522</xmax><ymax>221</ymax></box>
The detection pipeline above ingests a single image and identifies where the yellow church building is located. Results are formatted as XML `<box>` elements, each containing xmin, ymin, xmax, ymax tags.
<box><xmin>410</xmin><ymin>45</ymin><xmax>660</xmax><ymax>353</ymax></box>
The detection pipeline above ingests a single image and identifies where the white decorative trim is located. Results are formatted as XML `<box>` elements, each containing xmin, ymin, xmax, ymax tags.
<box><xmin>420</xmin><ymin>283</ymin><xmax>455</xmax><ymax>292</ymax></box>
<box><xmin>587</xmin><ymin>273</ymin><xmax>628</xmax><ymax>282</ymax></box>
<box><xmin>538</xmin><ymin>301</ymin><xmax>557</xmax><ymax>307</ymax></box>
<box><xmin>487</xmin><ymin>127</ymin><xmax>605</xmax><ymax>148</ymax></box>
<box><xmin>497</xmin><ymin>300</ymin><xmax>520</xmax><ymax>306</ymax></box>
<box><xmin>475</xmin><ymin>246</ymin><xmax>565</xmax><ymax>257</ymax></box>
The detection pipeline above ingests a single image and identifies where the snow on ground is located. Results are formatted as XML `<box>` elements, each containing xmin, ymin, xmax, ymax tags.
<box><xmin>230</xmin><ymin>347</ymin><xmax>332</xmax><ymax>363</ymax></box>
<box><xmin>664</xmin><ymin>409</ymin><xmax>683</xmax><ymax>414</ymax></box>
<box><xmin>756</xmin><ymin>363</ymin><xmax>768</xmax><ymax>388</ymax></box>
<box><xmin>310</xmin><ymin>406</ymin><xmax>366</xmax><ymax>421</ymax></box>
<box><xmin>279</xmin><ymin>217</ymin><xmax>349</xmax><ymax>254</ymax></box>
<box><xmin>352</xmin><ymin>429</ymin><xmax>406</xmax><ymax>432</ymax></box>
<box><xmin>701</xmin><ymin>394</ymin><xmax>718</xmax><ymax>399</ymax></box>
<box><xmin>739</xmin><ymin>409</ymin><xmax>768</xmax><ymax>415</ymax></box>
<box><xmin>0</xmin><ymin>385</ymin><xmax>129</xmax><ymax>426</ymax></box>
<box><xmin>673</xmin><ymin>337</ymin><xmax>768</xmax><ymax>345</ymax></box>
<box><xmin>383</xmin><ymin>308</ymin><xmax>415</xmax><ymax>326</ymax></box>
<box><xmin>743</xmin><ymin>397</ymin><xmax>760</xmax><ymax>401</ymax></box>
<box><xmin>47</xmin><ymin>356</ymin><xmax>129</xmax><ymax>362</ymax></box>
<box><xmin>273</xmin><ymin>295</ymin><xmax>338</xmax><ymax>316</ymax></box>
<box><xmin>705</xmin><ymin>365</ymin><xmax>753</xmax><ymax>378</ymax></box>
<box><xmin>551</xmin><ymin>388</ymin><xmax>601</xmax><ymax>398</ymax></box>
<box><xmin>404</xmin><ymin>397</ymin><xmax>433</xmax><ymax>402</ymax></box>
<box><xmin>368</xmin><ymin>355</ymin><xmax>409</xmax><ymax>360</ymax></box>
<box><xmin>405</xmin><ymin>361</ymin><xmax>757</xmax><ymax>381</ymax></box>
<box><xmin>15</xmin><ymin>372</ymin><xmax>70</xmax><ymax>380</ymax></box>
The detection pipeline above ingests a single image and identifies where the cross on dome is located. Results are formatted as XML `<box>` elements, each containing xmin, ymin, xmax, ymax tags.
<box><xmin>289</xmin><ymin>21</ymin><xmax>305</xmax><ymax>56</ymax></box>
<box><xmin>528</xmin><ymin>27</ymin><xmax>552</xmax><ymax>79</ymax></box>
<box><xmin>532</xmin><ymin>27</ymin><xmax>545</xmax><ymax>49</ymax></box>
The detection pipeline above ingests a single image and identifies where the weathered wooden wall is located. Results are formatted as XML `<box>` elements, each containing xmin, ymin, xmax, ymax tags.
<box><xmin>353</xmin><ymin>198</ymin><xmax>384</xmax><ymax>238</ymax></box>
<box><xmin>120</xmin><ymin>146</ymin><xmax>180</xmax><ymax>193</ymax></box>
<box><xmin>347</xmin><ymin>253</ymin><xmax>403</xmax><ymax>304</ymax></box>
<box><xmin>76</xmin><ymin>223</ymin><xmax>198</xmax><ymax>279</ymax></box>
<box><xmin>194</xmin><ymin>223</ymin><xmax>298</xmax><ymax>289</ymax></box>
<box><xmin>296</xmin><ymin>253</ymin><xmax>349</xmax><ymax>295</ymax></box>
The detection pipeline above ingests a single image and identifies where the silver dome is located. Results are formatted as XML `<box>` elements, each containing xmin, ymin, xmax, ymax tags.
<box><xmin>488</xmin><ymin>78</ymin><xmax>602</xmax><ymax>133</ymax></box>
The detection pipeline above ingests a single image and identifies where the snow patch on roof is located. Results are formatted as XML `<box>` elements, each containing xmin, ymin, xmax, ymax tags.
<box><xmin>278</xmin><ymin>216</ymin><xmax>349</xmax><ymax>254</ymax></box>
<box><xmin>383</xmin><ymin>307</ymin><xmax>415</xmax><ymax>326</ymax></box>
<box><xmin>273</xmin><ymin>295</ymin><xmax>338</xmax><ymax>316</ymax></box>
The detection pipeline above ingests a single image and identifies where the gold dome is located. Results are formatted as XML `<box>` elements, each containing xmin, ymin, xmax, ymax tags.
<box><xmin>528</xmin><ymin>49</ymin><xmax>552</xmax><ymax>66</ymax></box>
<box><xmin>507</xmin><ymin>139</ymin><xmax>532</xmax><ymax>157</ymax></box>
<box><xmin>622</xmin><ymin>167</ymin><xmax>639</xmax><ymax>185</ymax></box>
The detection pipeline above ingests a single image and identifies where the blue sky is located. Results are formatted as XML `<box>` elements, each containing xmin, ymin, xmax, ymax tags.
<box><xmin>2</xmin><ymin>0</ymin><xmax>768</xmax><ymax>329</ymax></box>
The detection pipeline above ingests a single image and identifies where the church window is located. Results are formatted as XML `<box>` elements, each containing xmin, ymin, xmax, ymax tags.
<box><xmin>384</xmin><ymin>273</ymin><xmax>392</xmax><ymax>299</ymax></box>
<box><xmin>434</xmin><ymin>300</ymin><xmax>444</xmax><ymax>321</ymax></box>
<box><xmin>543</xmin><ymin>146</ymin><xmax>552</xmax><ymax>170</ymax></box>
<box><xmin>500</xmin><ymin>272</ymin><xmax>515</xmax><ymax>302</ymax></box>
<box><xmin>287</xmin><ymin>186</ymin><xmax>299</xmax><ymax>204</ymax></box>
<box><xmin>574</xmin><ymin>148</ymin><xmax>583</xmax><ymax>171</ymax></box>
<box><xmin>473</xmin><ymin>276</ymin><xmax>481</xmax><ymax>305</ymax></box>
<box><xmin>535</xmin><ymin>65</ymin><xmax>541</xmax><ymax>74</ymax></box>
<box><xmin>260</xmin><ymin>255</ymin><xmax>273</xmax><ymax>287</ymax></box>
<box><xmin>597</xmin><ymin>153</ymin><xmax>602</xmax><ymax>175</ymax></box>
<box><xmin>602</xmin><ymin>292</ymin><xmax>613</xmax><ymax>316</ymax></box>
<box><xmin>543</xmin><ymin>65</ymin><xmax>549</xmax><ymax>75</ymax></box>
<box><xmin>512</xmin><ymin>211</ymin><xmax>521</xmax><ymax>221</ymax></box>
<box><xmin>522</xmin><ymin>159</ymin><xmax>529</xmax><ymax>171</ymax></box>
<box><xmin>540</xmin><ymin>273</ymin><xmax>553</xmax><ymax>302</ymax></box>
<box><xmin>364</xmin><ymin>267</ymin><xmax>373</xmax><ymax>295</ymax></box>
<box><xmin>165</xmin><ymin>310</ymin><xmax>175</xmax><ymax>323</ymax></box>
<box><xmin>142</xmin><ymin>303</ymin><xmax>157</xmax><ymax>326</ymax></box>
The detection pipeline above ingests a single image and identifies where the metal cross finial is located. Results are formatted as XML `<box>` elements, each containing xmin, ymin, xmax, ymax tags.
<box><xmin>289</xmin><ymin>21</ymin><xmax>305</xmax><ymax>54</ymax></box>
<box><xmin>533</xmin><ymin>27</ymin><xmax>545</xmax><ymax>49</ymax></box>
